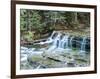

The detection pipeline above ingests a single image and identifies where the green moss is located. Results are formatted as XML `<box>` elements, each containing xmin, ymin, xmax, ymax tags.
<box><xmin>31</xmin><ymin>55</ymin><xmax>43</xmax><ymax>62</ymax></box>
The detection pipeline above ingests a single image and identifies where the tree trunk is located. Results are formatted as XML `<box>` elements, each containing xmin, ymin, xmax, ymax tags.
<box><xmin>74</xmin><ymin>12</ymin><xmax>78</xmax><ymax>23</ymax></box>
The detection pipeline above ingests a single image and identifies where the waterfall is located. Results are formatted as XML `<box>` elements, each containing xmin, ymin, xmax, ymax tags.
<box><xmin>52</xmin><ymin>32</ymin><xmax>70</xmax><ymax>49</ymax></box>
<box><xmin>61</xmin><ymin>35</ymin><xmax>69</xmax><ymax>49</ymax></box>
<box><xmin>53</xmin><ymin>33</ymin><xmax>61</xmax><ymax>47</ymax></box>
<box><xmin>24</xmin><ymin>31</ymin><xmax>89</xmax><ymax>53</ymax></box>
<box><xmin>20</xmin><ymin>31</ymin><xmax>90</xmax><ymax>69</ymax></box>
<box><xmin>80</xmin><ymin>37</ymin><xmax>86</xmax><ymax>53</ymax></box>
<box><xmin>69</xmin><ymin>36</ymin><xmax>74</xmax><ymax>49</ymax></box>
<box><xmin>47</xmin><ymin>31</ymin><xmax>70</xmax><ymax>52</ymax></box>
<box><xmin>46</xmin><ymin>31</ymin><xmax>60</xmax><ymax>52</ymax></box>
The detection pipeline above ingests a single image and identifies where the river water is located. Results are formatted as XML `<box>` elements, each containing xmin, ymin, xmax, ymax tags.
<box><xmin>20</xmin><ymin>31</ymin><xmax>90</xmax><ymax>69</ymax></box>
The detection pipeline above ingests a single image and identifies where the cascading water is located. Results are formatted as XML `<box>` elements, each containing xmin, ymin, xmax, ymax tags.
<box><xmin>47</xmin><ymin>31</ymin><xmax>62</xmax><ymax>52</ymax></box>
<box><xmin>47</xmin><ymin>31</ymin><xmax>71</xmax><ymax>52</ymax></box>
<box><xmin>49</xmin><ymin>32</ymin><xmax>89</xmax><ymax>54</ymax></box>
<box><xmin>21</xmin><ymin>31</ymin><xmax>89</xmax><ymax>54</ymax></box>
<box><xmin>60</xmin><ymin>35</ymin><xmax>69</xmax><ymax>49</ymax></box>
<box><xmin>21</xmin><ymin>31</ymin><xmax>90</xmax><ymax>69</ymax></box>
<box><xmin>80</xmin><ymin>37</ymin><xmax>86</xmax><ymax>53</ymax></box>
<box><xmin>53</xmin><ymin>33</ymin><xmax>61</xmax><ymax>47</ymax></box>
<box><xmin>69</xmin><ymin>36</ymin><xmax>74</xmax><ymax>50</ymax></box>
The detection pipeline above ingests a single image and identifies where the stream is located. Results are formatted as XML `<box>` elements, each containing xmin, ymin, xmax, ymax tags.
<box><xmin>20</xmin><ymin>31</ymin><xmax>90</xmax><ymax>69</ymax></box>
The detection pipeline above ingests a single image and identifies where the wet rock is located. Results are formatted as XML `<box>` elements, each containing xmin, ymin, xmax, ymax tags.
<box><xmin>67</xmin><ymin>62</ymin><xmax>76</xmax><ymax>67</ymax></box>
<box><xmin>68</xmin><ymin>36</ymin><xmax>90</xmax><ymax>52</ymax></box>
<box><xmin>72</xmin><ymin>37</ymin><xmax>83</xmax><ymax>48</ymax></box>
<box><xmin>20</xmin><ymin>31</ymin><xmax>90</xmax><ymax>69</ymax></box>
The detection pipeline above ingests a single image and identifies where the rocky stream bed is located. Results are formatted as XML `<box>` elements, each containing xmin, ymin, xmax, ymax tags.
<box><xmin>20</xmin><ymin>31</ymin><xmax>90</xmax><ymax>69</ymax></box>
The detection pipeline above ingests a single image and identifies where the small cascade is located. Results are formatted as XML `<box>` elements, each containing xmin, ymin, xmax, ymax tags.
<box><xmin>61</xmin><ymin>35</ymin><xmax>69</xmax><ymax>49</ymax></box>
<box><xmin>21</xmin><ymin>31</ymin><xmax>90</xmax><ymax>54</ymax></box>
<box><xmin>20</xmin><ymin>31</ymin><xmax>90</xmax><ymax>69</ymax></box>
<box><xmin>47</xmin><ymin>31</ymin><xmax>90</xmax><ymax>53</ymax></box>
<box><xmin>53</xmin><ymin>33</ymin><xmax>61</xmax><ymax>47</ymax></box>
<box><xmin>47</xmin><ymin>32</ymin><xmax>69</xmax><ymax>52</ymax></box>
<box><xmin>80</xmin><ymin>37</ymin><xmax>87</xmax><ymax>53</ymax></box>
<box><xmin>51</xmin><ymin>32</ymin><xmax>70</xmax><ymax>49</ymax></box>
<box><xmin>69</xmin><ymin>36</ymin><xmax>74</xmax><ymax>49</ymax></box>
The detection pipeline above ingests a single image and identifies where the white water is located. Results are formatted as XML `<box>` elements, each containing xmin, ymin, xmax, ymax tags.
<box><xmin>47</xmin><ymin>31</ymin><xmax>71</xmax><ymax>52</ymax></box>
<box><xmin>80</xmin><ymin>37</ymin><xmax>86</xmax><ymax>53</ymax></box>
<box><xmin>61</xmin><ymin>35</ymin><xmax>69</xmax><ymax>48</ymax></box>
<box><xmin>21</xmin><ymin>31</ymin><xmax>88</xmax><ymax>54</ymax></box>
<box><xmin>70</xmin><ymin>36</ymin><xmax>74</xmax><ymax>48</ymax></box>
<box><xmin>21</xmin><ymin>31</ymin><xmax>88</xmax><ymax>63</ymax></box>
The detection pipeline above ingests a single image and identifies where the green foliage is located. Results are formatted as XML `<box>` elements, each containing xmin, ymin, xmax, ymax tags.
<box><xmin>20</xmin><ymin>9</ymin><xmax>27</xmax><ymax>31</ymax></box>
<box><xmin>22</xmin><ymin>31</ymin><xmax>33</xmax><ymax>42</ymax></box>
<box><xmin>77</xmin><ymin>12</ymin><xmax>90</xmax><ymax>27</ymax></box>
<box><xmin>20</xmin><ymin>9</ymin><xmax>90</xmax><ymax>41</ymax></box>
